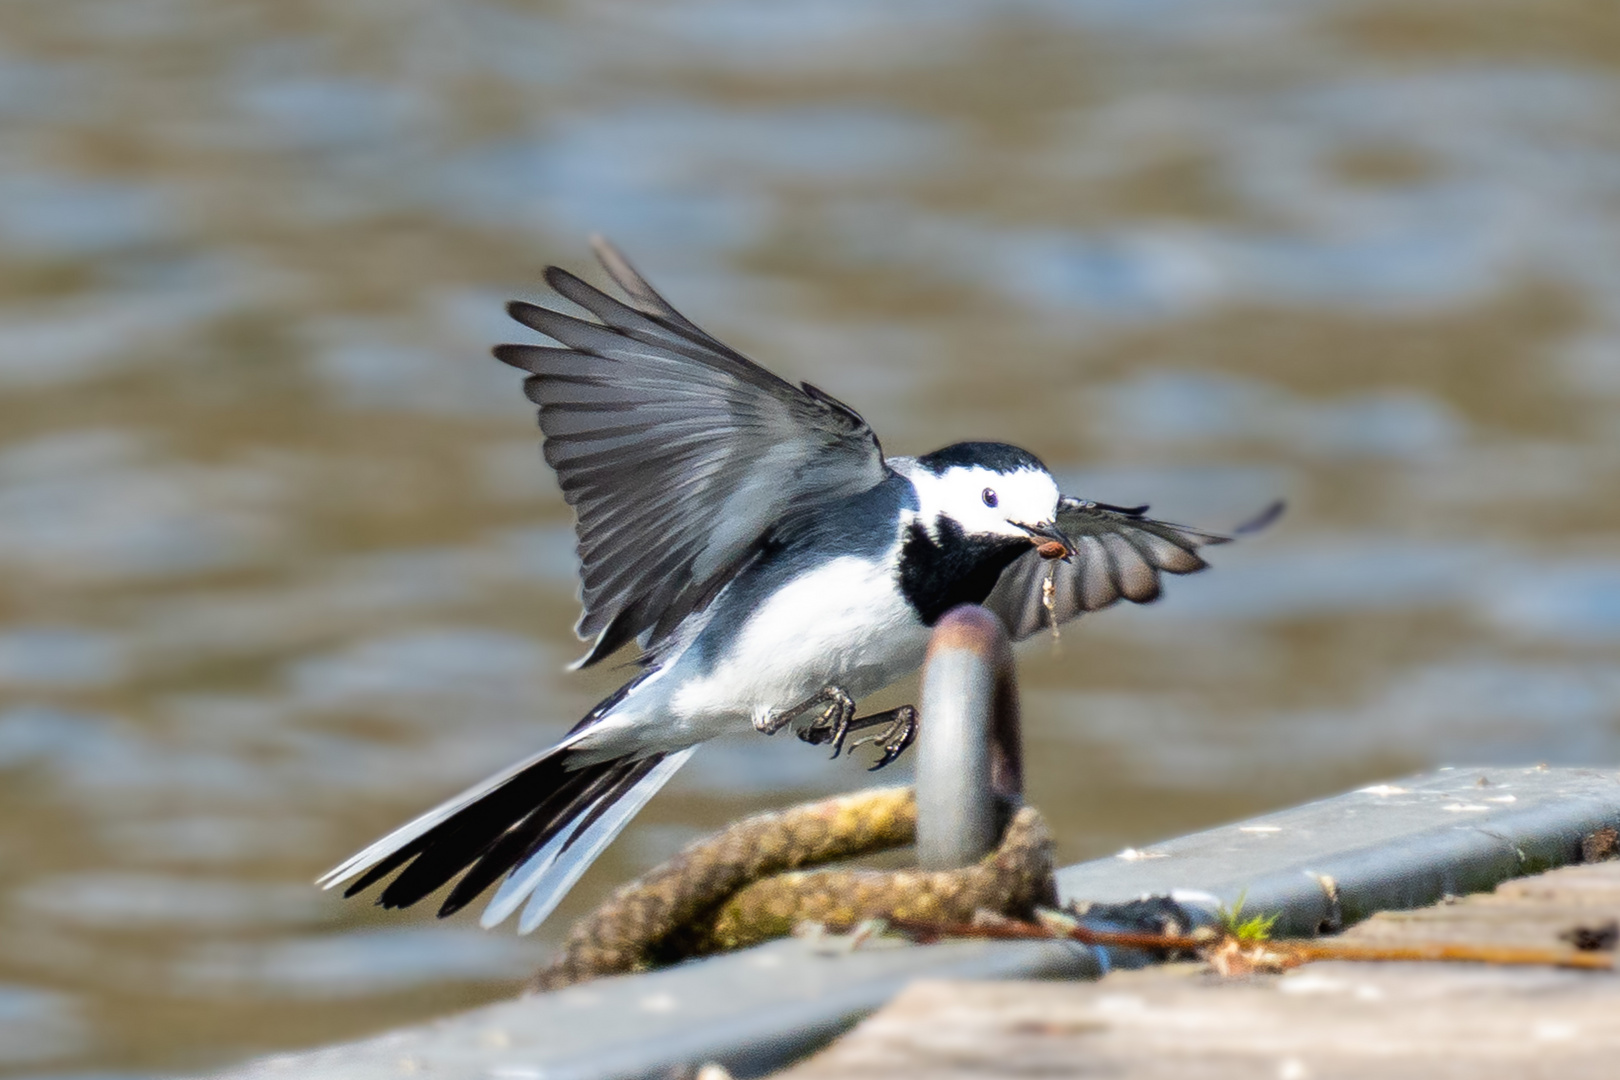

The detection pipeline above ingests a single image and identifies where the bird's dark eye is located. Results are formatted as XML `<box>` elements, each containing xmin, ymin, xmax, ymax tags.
<box><xmin>982</xmin><ymin>488</ymin><xmax>998</xmax><ymax>508</ymax></box>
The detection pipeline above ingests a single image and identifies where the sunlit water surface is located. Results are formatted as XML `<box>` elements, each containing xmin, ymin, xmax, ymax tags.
<box><xmin>4</xmin><ymin>0</ymin><xmax>1620</xmax><ymax>1074</ymax></box>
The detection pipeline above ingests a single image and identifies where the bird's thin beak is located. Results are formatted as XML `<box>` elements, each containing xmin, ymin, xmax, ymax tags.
<box><xmin>1020</xmin><ymin>521</ymin><xmax>1076</xmax><ymax>561</ymax></box>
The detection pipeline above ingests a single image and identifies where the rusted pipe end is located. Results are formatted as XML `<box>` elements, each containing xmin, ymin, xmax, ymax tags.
<box><xmin>926</xmin><ymin>604</ymin><xmax>1012</xmax><ymax>659</ymax></box>
<box><xmin>916</xmin><ymin>604</ymin><xmax>1024</xmax><ymax>871</ymax></box>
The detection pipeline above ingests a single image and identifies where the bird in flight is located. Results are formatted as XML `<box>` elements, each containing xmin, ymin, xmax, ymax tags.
<box><xmin>319</xmin><ymin>237</ymin><xmax>1271</xmax><ymax>934</ymax></box>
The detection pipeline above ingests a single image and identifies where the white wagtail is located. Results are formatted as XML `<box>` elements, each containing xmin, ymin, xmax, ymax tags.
<box><xmin>319</xmin><ymin>238</ymin><xmax>1273</xmax><ymax>934</ymax></box>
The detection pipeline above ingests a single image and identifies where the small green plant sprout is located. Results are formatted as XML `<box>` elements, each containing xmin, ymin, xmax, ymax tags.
<box><xmin>1218</xmin><ymin>890</ymin><xmax>1280</xmax><ymax>943</ymax></box>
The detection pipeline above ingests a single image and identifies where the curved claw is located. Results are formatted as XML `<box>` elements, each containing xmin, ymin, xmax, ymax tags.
<box><xmin>858</xmin><ymin>706</ymin><xmax>918</xmax><ymax>772</ymax></box>
<box><xmin>824</xmin><ymin>708</ymin><xmax>856</xmax><ymax>760</ymax></box>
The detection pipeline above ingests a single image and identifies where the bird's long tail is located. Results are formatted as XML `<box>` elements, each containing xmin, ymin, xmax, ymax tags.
<box><xmin>317</xmin><ymin>736</ymin><xmax>695</xmax><ymax>934</ymax></box>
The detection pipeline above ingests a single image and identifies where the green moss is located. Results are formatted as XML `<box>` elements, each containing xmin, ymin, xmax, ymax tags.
<box><xmin>1218</xmin><ymin>890</ymin><xmax>1281</xmax><ymax>943</ymax></box>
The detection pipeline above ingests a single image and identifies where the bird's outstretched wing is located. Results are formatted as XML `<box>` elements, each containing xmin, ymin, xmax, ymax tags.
<box><xmin>496</xmin><ymin>237</ymin><xmax>888</xmax><ymax>667</ymax></box>
<box><xmin>984</xmin><ymin>498</ymin><xmax>1280</xmax><ymax>640</ymax></box>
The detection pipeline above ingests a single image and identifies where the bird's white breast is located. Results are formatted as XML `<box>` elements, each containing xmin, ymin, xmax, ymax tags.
<box><xmin>667</xmin><ymin>554</ymin><xmax>928</xmax><ymax>736</ymax></box>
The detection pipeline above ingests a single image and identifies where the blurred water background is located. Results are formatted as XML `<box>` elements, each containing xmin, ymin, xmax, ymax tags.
<box><xmin>3</xmin><ymin>0</ymin><xmax>1620</xmax><ymax>1074</ymax></box>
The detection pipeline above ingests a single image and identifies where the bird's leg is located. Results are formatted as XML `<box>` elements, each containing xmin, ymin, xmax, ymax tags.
<box><xmin>755</xmin><ymin>685</ymin><xmax>854</xmax><ymax>738</ymax></box>
<box><xmin>847</xmin><ymin>705</ymin><xmax>918</xmax><ymax>771</ymax></box>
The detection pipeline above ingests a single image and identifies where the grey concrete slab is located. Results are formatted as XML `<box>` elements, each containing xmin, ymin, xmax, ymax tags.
<box><xmin>214</xmin><ymin>936</ymin><xmax>1096</xmax><ymax>1080</ymax></box>
<box><xmin>1057</xmin><ymin>765</ymin><xmax>1620</xmax><ymax>935</ymax></box>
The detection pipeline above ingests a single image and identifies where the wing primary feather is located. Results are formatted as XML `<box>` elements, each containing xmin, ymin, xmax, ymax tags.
<box><xmin>544</xmin><ymin>266</ymin><xmax>709</xmax><ymax>354</ymax></box>
<box><xmin>588</xmin><ymin>234</ymin><xmax>710</xmax><ymax>338</ymax></box>
<box><xmin>1234</xmin><ymin>499</ymin><xmax>1286</xmax><ymax>534</ymax></box>
<box><xmin>496</xmin><ymin>239</ymin><xmax>888</xmax><ymax>666</ymax></box>
<box><xmin>493</xmin><ymin>343</ymin><xmax>579</xmax><ymax>374</ymax></box>
<box><xmin>1091</xmin><ymin>501</ymin><xmax>1150</xmax><ymax>517</ymax></box>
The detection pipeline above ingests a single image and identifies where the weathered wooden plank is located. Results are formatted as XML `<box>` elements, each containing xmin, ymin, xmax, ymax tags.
<box><xmin>775</xmin><ymin>966</ymin><xmax>1620</xmax><ymax>1079</ymax></box>
<box><xmin>779</xmin><ymin>857</ymin><xmax>1620</xmax><ymax>1079</ymax></box>
<box><xmin>1338</xmin><ymin>857</ymin><xmax>1620</xmax><ymax>950</ymax></box>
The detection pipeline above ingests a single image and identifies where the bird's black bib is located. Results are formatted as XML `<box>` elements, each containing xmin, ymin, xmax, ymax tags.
<box><xmin>897</xmin><ymin>516</ymin><xmax>1033</xmax><ymax>626</ymax></box>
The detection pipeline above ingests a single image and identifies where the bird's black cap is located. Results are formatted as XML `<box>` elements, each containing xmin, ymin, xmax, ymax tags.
<box><xmin>915</xmin><ymin>441</ymin><xmax>1047</xmax><ymax>476</ymax></box>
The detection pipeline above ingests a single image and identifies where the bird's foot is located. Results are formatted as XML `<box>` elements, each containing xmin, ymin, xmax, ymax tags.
<box><xmin>782</xmin><ymin>690</ymin><xmax>917</xmax><ymax>768</ymax></box>
<box><xmin>850</xmin><ymin>705</ymin><xmax>918</xmax><ymax>771</ymax></box>
<box><xmin>803</xmin><ymin>703</ymin><xmax>918</xmax><ymax>768</ymax></box>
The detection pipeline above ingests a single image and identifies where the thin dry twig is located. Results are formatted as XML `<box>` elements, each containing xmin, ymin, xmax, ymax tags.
<box><xmin>886</xmin><ymin>914</ymin><xmax>1617</xmax><ymax>973</ymax></box>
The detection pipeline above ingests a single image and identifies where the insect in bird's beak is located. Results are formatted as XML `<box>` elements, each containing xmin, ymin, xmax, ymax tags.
<box><xmin>1019</xmin><ymin>521</ymin><xmax>1076</xmax><ymax>562</ymax></box>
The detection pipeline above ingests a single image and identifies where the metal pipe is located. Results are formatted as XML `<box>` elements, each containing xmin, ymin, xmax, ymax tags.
<box><xmin>915</xmin><ymin>604</ymin><xmax>1023</xmax><ymax>871</ymax></box>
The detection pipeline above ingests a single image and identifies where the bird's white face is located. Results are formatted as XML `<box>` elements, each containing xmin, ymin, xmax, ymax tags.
<box><xmin>905</xmin><ymin>463</ymin><xmax>1062</xmax><ymax>545</ymax></box>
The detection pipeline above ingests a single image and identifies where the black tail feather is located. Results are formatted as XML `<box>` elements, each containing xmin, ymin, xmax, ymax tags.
<box><xmin>342</xmin><ymin>843</ymin><xmax>417</xmax><ymax>900</ymax></box>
